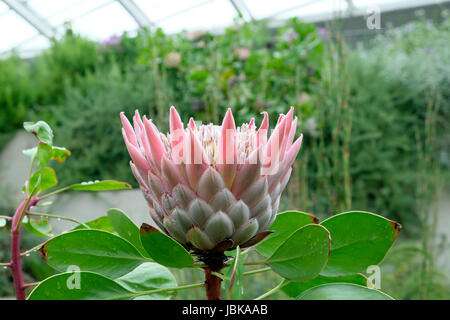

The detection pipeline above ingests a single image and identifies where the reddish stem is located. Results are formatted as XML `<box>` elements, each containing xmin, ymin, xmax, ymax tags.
<box><xmin>10</xmin><ymin>196</ymin><xmax>38</xmax><ymax>300</ymax></box>
<box><xmin>204</xmin><ymin>267</ymin><xmax>222</xmax><ymax>300</ymax></box>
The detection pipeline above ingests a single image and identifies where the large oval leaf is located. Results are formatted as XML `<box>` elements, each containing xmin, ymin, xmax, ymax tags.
<box><xmin>320</xmin><ymin>211</ymin><xmax>401</xmax><ymax>276</ymax></box>
<box><xmin>116</xmin><ymin>262</ymin><xmax>177</xmax><ymax>300</ymax></box>
<box><xmin>39</xmin><ymin>229</ymin><xmax>146</xmax><ymax>278</ymax></box>
<box><xmin>139</xmin><ymin>223</ymin><xmax>193</xmax><ymax>268</ymax></box>
<box><xmin>256</xmin><ymin>210</ymin><xmax>318</xmax><ymax>257</ymax></box>
<box><xmin>282</xmin><ymin>274</ymin><xmax>368</xmax><ymax>298</ymax></box>
<box><xmin>107</xmin><ymin>209</ymin><xmax>148</xmax><ymax>257</ymax></box>
<box><xmin>28</xmin><ymin>271</ymin><xmax>131</xmax><ymax>300</ymax></box>
<box><xmin>267</xmin><ymin>224</ymin><xmax>330</xmax><ymax>282</ymax></box>
<box><xmin>297</xmin><ymin>283</ymin><xmax>393</xmax><ymax>300</ymax></box>
<box><xmin>69</xmin><ymin>180</ymin><xmax>132</xmax><ymax>191</ymax></box>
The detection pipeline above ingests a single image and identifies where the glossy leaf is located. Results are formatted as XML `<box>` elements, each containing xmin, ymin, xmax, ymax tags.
<box><xmin>320</xmin><ymin>211</ymin><xmax>401</xmax><ymax>276</ymax></box>
<box><xmin>282</xmin><ymin>274</ymin><xmax>368</xmax><ymax>298</ymax></box>
<box><xmin>24</xmin><ymin>121</ymin><xmax>53</xmax><ymax>145</ymax></box>
<box><xmin>139</xmin><ymin>223</ymin><xmax>193</xmax><ymax>268</ymax></box>
<box><xmin>72</xmin><ymin>216</ymin><xmax>115</xmax><ymax>232</ymax></box>
<box><xmin>107</xmin><ymin>208</ymin><xmax>148</xmax><ymax>257</ymax></box>
<box><xmin>297</xmin><ymin>283</ymin><xmax>393</xmax><ymax>300</ymax></box>
<box><xmin>116</xmin><ymin>262</ymin><xmax>177</xmax><ymax>300</ymax></box>
<box><xmin>28</xmin><ymin>271</ymin><xmax>131</xmax><ymax>300</ymax></box>
<box><xmin>28</xmin><ymin>168</ymin><xmax>58</xmax><ymax>193</ymax></box>
<box><xmin>223</xmin><ymin>246</ymin><xmax>244</xmax><ymax>300</ymax></box>
<box><xmin>69</xmin><ymin>180</ymin><xmax>132</xmax><ymax>191</ymax></box>
<box><xmin>39</xmin><ymin>229</ymin><xmax>146</xmax><ymax>278</ymax></box>
<box><xmin>256</xmin><ymin>210</ymin><xmax>318</xmax><ymax>257</ymax></box>
<box><xmin>23</xmin><ymin>216</ymin><xmax>53</xmax><ymax>237</ymax></box>
<box><xmin>267</xmin><ymin>224</ymin><xmax>330</xmax><ymax>282</ymax></box>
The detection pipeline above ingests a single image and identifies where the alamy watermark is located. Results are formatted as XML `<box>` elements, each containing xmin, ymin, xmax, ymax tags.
<box><xmin>66</xmin><ymin>265</ymin><xmax>81</xmax><ymax>290</ymax></box>
<box><xmin>366</xmin><ymin>265</ymin><xmax>381</xmax><ymax>289</ymax></box>
<box><xmin>366</xmin><ymin>6</ymin><xmax>381</xmax><ymax>30</ymax></box>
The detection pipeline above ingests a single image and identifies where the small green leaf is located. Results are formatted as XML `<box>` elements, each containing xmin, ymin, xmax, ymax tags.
<box><xmin>39</xmin><ymin>229</ymin><xmax>146</xmax><ymax>278</ymax></box>
<box><xmin>36</xmin><ymin>142</ymin><xmax>52</xmax><ymax>171</ymax></box>
<box><xmin>223</xmin><ymin>246</ymin><xmax>244</xmax><ymax>300</ymax></box>
<box><xmin>69</xmin><ymin>180</ymin><xmax>132</xmax><ymax>191</ymax></box>
<box><xmin>108</xmin><ymin>209</ymin><xmax>149</xmax><ymax>257</ymax></box>
<box><xmin>29</xmin><ymin>168</ymin><xmax>58</xmax><ymax>193</ymax></box>
<box><xmin>116</xmin><ymin>262</ymin><xmax>177</xmax><ymax>300</ymax></box>
<box><xmin>139</xmin><ymin>223</ymin><xmax>193</xmax><ymax>268</ymax></box>
<box><xmin>28</xmin><ymin>271</ymin><xmax>131</xmax><ymax>300</ymax></box>
<box><xmin>282</xmin><ymin>274</ymin><xmax>368</xmax><ymax>298</ymax></box>
<box><xmin>72</xmin><ymin>216</ymin><xmax>115</xmax><ymax>232</ymax></box>
<box><xmin>22</xmin><ymin>147</ymin><xmax>37</xmax><ymax>159</ymax></box>
<box><xmin>256</xmin><ymin>210</ymin><xmax>318</xmax><ymax>257</ymax></box>
<box><xmin>23</xmin><ymin>146</ymin><xmax>71</xmax><ymax>163</ymax></box>
<box><xmin>297</xmin><ymin>283</ymin><xmax>394</xmax><ymax>300</ymax></box>
<box><xmin>320</xmin><ymin>211</ymin><xmax>401</xmax><ymax>276</ymax></box>
<box><xmin>267</xmin><ymin>224</ymin><xmax>330</xmax><ymax>282</ymax></box>
<box><xmin>24</xmin><ymin>121</ymin><xmax>53</xmax><ymax>145</ymax></box>
<box><xmin>51</xmin><ymin>147</ymin><xmax>71</xmax><ymax>163</ymax></box>
<box><xmin>23</xmin><ymin>216</ymin><xmax>53</xmax><ymax>237</ymax></box>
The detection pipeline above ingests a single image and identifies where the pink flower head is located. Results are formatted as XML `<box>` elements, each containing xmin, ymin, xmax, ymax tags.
<box><xmin>121</xmin><ymin>107</ymin><xmax>302</xmax><ymax>251</ymax></box>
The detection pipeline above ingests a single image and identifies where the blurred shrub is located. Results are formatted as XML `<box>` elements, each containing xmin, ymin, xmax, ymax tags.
<box><xmin>0</xmin><ymin>18</ymin><xmax>448</xmax><ymax>230</ymax></box>
<box><xmin>0</xmin><ymin>55</ymin><xmax>35</xmax><ymax>148</ymax></box>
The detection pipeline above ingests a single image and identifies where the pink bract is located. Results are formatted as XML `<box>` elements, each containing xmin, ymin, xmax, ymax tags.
<box><xmin>121</xmin><ymin>107</ymin><xmax>302</xmax><ymax>251</ymax></box>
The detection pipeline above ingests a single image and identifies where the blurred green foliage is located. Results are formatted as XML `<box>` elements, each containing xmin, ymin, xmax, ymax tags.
<box><xmin>0</xmin><ymin>18</ymin><xmax>449</xmax><ymax>299</ymax></box>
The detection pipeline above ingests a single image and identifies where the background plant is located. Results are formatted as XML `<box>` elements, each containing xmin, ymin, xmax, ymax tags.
<box><xmin>0</xmin><ymin>17</ymin><xmax>448</xmax><ymax>299</ymax></box>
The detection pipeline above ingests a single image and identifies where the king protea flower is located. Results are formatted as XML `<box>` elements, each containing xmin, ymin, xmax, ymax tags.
<box><xmin>120</xmin><ymin>107</ymin><xmax>302</xmax><ymax>252</ymax></box>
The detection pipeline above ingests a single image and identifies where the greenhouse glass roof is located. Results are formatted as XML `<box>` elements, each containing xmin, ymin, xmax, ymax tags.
<box><xmin>0</xmin><ymin>0</ymin><xmax>447</xmax><ymax>57</ymax></box>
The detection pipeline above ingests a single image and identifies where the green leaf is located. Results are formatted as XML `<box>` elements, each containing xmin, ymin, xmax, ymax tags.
<box><xmin>116</xmin><ymin>262</ymin><xmax>177</xmax><ymax>300</ymax></box>
<box><xmin>51</xmin><ymin>147</ymin><xmax>71</xmax><ymax>163</ymax></box>
<box><xmin>24</xmin><ymin>121</ymin><xmax>53</xmax><ymax>145</ymax></box>
<box><xmin>139</xmin><ymin>223</ymin><xmax>193</xmax><ymax>268</ymax></box>
<box><xmin>22</xmin><ymin>147</ymin><xmax>37</xmax><ymax>159</ymax></box>
<box><xmin>107</xmin><ymin>208</ymin><xmax>149</xmax><ymax>257</ymax></box>
<box><xmin>28</xmin><ymin>271</ymin><xmax>131</xmax><ymax>300</ymax></box>
<box><xmin>39</xmin><ymin>229</ymin><xmax>146</xmax><ymax>278</ymax></box>
<box><xmin>69</xmin><ymin>180</ymin><xmax>132</xmax><ymax>191</ymax></box>
<box><xmin>297</xmin><ymin>283</ymin><xmax>394</xmax><ymax>300</ymax></box>
<box><xmin>267</xmin><ymin>224</ymin><xmax>330</xmax><ymax>282</ymax></box>
<box><xmin>72</xmin><ymin>216</ymin><xmax>115</xmax><ymax>232</ymax></box>
<box><xmin>256</xmin><ymin>210</ymin><xmax>318</xmax><ymax>257</ymax></box>
<box><xmin>320</xmin><ymin>211</ymin><xmax>401</xmax><ymax>276</ymax></box>
<box><xmin>282</xmin><ymin>274</ymin><xmax>368</xmax><ymax>299</ymax></box>
<box><xmin>23</xmin><ymin>146</ymin><xmax>71</xmax><ymax>163</ymax></box>
<box><xmin>36</xmin><ymin>142</ymin><xmax>52</xmax><ymax>171</ymax></box>
<box><xmin>223</xmin><ymin>246</ymin><xmax>244</xmax><ymax>300</ymax></box>
<box><xmin>29</xmin><ymin>168</ymin><xmax>58</xmax><ymax>193</ymax></box>
<box><xmin>23</xmin><ymin>216</ymin><xmax>53</xmax><ymax>237</ymax></box>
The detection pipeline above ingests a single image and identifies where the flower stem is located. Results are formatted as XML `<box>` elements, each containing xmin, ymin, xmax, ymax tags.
<box><xmin>243</xmin><ymin>267</ymin><xmax>271</xmax><ymax>276</ymax></box>
<box><xmin>11</xmin><ymin>196</ymin><xmax>39</xmax><ymax>300</ymax></box>
<box><xmin>26</xmin><ymin>211</ymin><xmax>90</xmax><ymax>228</ymax></box>
<box><xmin>254</xmin><ymin>280</ymin><xmax>286</xmax><ymax>300</ymax></box>
<box><xmin>204</xmin><ymin>267</ymin><xmax>223</xmax><ymax>300</ymax></box>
